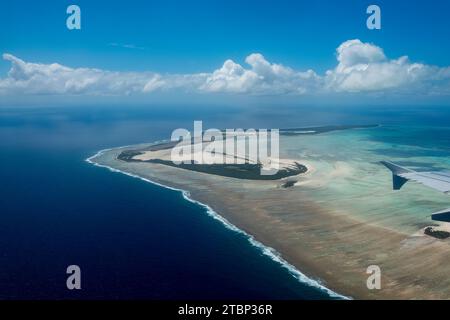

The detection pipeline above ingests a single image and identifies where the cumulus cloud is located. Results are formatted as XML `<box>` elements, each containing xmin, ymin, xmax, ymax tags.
<box><xmin>1</xmin><ymin>39</ymin><xmax>449</xmax><ymax>97</ymax></box>
<box><xmin>325</xmin><ymin>39</ymin><xmax>450</xmax><ymax>94</ymax></box>
<box><xmin>0</xmin><ymin>53</ymin><xmax>161</xmax><ymax>95</ymax></box>
<box><xmin>201</xmin><ymin>53</ymin><xmax>321</xmax><ymax>94</ymax></box>
<box><xmin>0</xmin><ymin>53</ymin><xmax>207</xmax><ymax>95</ymax></box>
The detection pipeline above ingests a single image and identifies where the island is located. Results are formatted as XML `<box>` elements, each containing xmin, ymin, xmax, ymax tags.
<box><xmin>88</xmin><ymin>124</ymin><xmax>450</xmax><ymax>299</ymax></box>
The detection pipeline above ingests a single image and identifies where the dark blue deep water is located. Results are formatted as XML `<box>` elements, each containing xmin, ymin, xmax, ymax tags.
<box><xmin>0</xmin><ymin>105</ymin><xmax>448</xmax><ymax>299</ymax></box>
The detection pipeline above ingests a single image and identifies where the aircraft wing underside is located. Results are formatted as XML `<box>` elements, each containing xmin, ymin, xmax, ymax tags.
<box><xmin>381</xmin><ymin>161</ymin><xmax>450</xmax><ymax>222</ymax></box>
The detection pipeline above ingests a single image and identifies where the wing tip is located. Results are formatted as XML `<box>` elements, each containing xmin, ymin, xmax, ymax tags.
<box><xmin>380</xmin><ymin>160</ymin><xmax>412</xmax><ymax>174</ymax></box>
<box><xmin>380</xmin><ymin>160</ymin><xmax>411</xmax><ymax>190</ymax></box>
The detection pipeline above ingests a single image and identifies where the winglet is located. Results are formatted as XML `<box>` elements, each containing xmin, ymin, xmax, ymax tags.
<box><xmin>431</xmin><ymin>208</ymin><xmax>450</xmax><ymax>222</ymax></box>
<box><xmin>380</xmin><ymin>161</ymin><xmax>412</xmax><ymax>190</ymax></box>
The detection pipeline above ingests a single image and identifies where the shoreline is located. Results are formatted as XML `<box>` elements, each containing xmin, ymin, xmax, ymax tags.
<box><xmin>86</xmin><ymin>147</ymin><xmax>350</xmax><ymax>300</ymax></box>
<box><xmin>87</xmin><ymin>140</ymin><xmax>450</xmax><ymax>300</ymax></box>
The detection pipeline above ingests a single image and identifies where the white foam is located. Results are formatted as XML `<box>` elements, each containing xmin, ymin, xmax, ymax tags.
<box><xmin>86</xmin><ymin>148</ymin><xmax>351</xmax><ymax>300</ymax></box>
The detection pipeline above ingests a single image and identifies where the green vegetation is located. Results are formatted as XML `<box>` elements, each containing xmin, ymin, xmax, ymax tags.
<box><xmin>144</xmin><ymin>159</ymin><xmax>307</xmax><ymax>180</ymax></box>
<box><xmin>424</xmin><ymin>227</ymin><xmax>450</xmax><ymax>239</ymax></box>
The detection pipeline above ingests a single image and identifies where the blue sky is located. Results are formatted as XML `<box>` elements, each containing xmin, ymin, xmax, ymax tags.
<box><xmin>1</xmin><ymin>0</ymin><xmax>450</xmax><ymax>106</ymax></box>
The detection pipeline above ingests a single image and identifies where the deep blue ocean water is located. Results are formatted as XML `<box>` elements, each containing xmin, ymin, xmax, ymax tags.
<box><xmin>0</xmin><ymin>105</ymin><xmax>449</xmax><ymax>299</ymax></box>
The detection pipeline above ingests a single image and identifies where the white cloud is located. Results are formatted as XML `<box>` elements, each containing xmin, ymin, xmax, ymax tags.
<box><xmin>108</xmin><ymin>43</ymin><xmax>145</xmax><ymax>50</ymax></box>
<box><xmin>325</xmin><ymin>39</ymin><xmax>450</xmax><ymax>94</ymax></box>
<box><xmin>336</xmin><ymin>39</ymin><xmax>386</xmax><ymax>70</ymax></box>
<box><xmin>1</xmin><ymin>39</ymin><xmax>449</xmax><ymax>98</ymax></box>
<box><xmin>0</xmin><ymin>53</ymin><xmax>161</xmax><ymax>95</ymax></box>
<box><xmin>201</xmin><ymin>54</ymin><xmax>321</xmax><ymax>94</ymax></box>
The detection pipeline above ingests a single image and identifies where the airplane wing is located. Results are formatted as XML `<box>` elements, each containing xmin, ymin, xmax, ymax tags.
<box><xmin>381</xmin><ymin>161</ymin><xmax>450</xmax><ymax>193</ymax></box>
<box><xmin>381</xmin><ymin>161</ymin><xmax>450</xmax><ymax>222</ymax></box>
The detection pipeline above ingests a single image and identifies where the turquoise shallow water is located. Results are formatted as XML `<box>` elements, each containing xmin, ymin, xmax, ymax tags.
<box><xmin>282</xmin><ymin>125</ymin><xmax>450</xmax><ymax>233</ymax></box>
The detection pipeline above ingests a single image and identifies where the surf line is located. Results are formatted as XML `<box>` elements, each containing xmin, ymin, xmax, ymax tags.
<box><xmin>86</xmin><ymin>147</ymin><xmax>351</xmax><ymax>300</ymax></box>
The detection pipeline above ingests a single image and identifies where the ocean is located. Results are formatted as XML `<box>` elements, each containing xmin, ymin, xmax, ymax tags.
<box><xmin>0</xmin><ymin>105</ymin><xmax>449</xmax><ymax>299</ymax></box>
